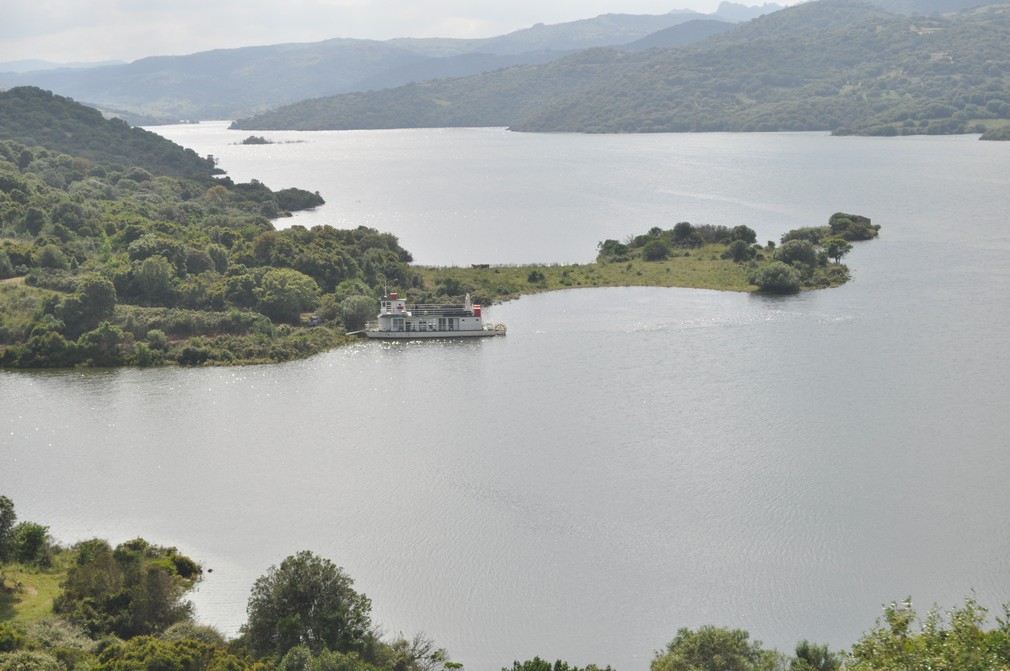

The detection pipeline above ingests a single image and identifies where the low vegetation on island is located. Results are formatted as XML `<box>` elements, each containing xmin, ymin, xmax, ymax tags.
<box><xmin>3</xmin><ymin>495</ymin><xmax>1010</xmax><ymax>671</ymax></box>
<box><xmin>416</xmin><ymin>213</ymin><xmax>878</xmax><ymax>302</ymax></box>
<box><xmin>0</xmin><ymin>86</ymin><xmax>878</xmax><ymax>369</ymax></box>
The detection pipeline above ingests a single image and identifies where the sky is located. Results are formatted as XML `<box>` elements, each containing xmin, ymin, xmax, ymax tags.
<box><xmin>1</xmin><ymin>0</ymin><xmax>744</xmax><ymax>65</ymax></box>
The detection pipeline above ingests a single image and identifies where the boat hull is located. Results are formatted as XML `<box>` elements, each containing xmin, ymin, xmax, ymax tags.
<box><xmin>363</xmin><ymin>329</ymin><xmax>504</xmax><ymax>339</ymax></box>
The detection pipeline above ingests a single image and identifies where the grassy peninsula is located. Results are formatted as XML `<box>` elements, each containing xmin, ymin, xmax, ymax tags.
<box><xmin>0</xmin><ymin>86</ymin><xmax>878</xmax><ymax>369</ymax></box>
<box><xmin>3</xmin><ymin>494</ymin><xmax>1010</xmax><ymax>671</ymax></box>
<box><xmin>415</xmin><ymin>215</ymin><xmax>877</xmax><ymax>303</ymax></box>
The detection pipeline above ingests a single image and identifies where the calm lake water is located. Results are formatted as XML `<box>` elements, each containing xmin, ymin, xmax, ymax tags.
<box><xmin>3</xmin><ymin>124</ymin><xmax>1010</xmax><ymax>670</ymax></box>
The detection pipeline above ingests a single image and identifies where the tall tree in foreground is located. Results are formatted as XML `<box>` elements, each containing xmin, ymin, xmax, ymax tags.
<box><xmin>242</xmin><ymin>550</ymin><xmax>373</xmax><ymax>658</ymax></box>
<box><xmin>651</xmin><ymin>626</ymin><xmax>786</xmax><ymax>671</ymax></box>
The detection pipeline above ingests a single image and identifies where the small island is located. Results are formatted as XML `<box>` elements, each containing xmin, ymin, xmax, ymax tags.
<box><xmin>416</xmin><ymin>214</ymin><xmax>878</xmax><ymax>303</ymax></box>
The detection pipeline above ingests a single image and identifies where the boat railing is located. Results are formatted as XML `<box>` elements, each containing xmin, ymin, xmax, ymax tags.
<box><xmin>378</xmin><ymin>303</ymin><xmax>471</xmax><ymax>316</ymax></box>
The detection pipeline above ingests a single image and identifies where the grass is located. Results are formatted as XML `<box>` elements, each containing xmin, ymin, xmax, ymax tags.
<box><xmin>415</xmin><ymin>245</ymin><xmax>759</xmax><ymax>304</ymax></box>
<box><xmin>0</xmin><ymin>556</ymin><xmax>69</xmax><ymax>624</ymax></box>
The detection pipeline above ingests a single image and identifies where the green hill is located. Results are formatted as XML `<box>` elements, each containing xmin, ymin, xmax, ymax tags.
<box><xmin>232</xmin><ymin>0</ymin><xmax>1010</xmax><ymax>136</ymax></box>
<box><xmin>0</xmin><ymin>87</ymin><xmax>218</xmax><ymax>177</ymax></box>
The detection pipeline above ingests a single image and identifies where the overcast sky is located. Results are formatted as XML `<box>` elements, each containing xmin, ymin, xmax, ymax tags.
<box><xmin>1</xmin><ymin>0</ymin><xmax>751</xmax><ymax>65</ymax></box>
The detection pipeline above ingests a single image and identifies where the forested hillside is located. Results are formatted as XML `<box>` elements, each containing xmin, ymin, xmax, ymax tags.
<box><xmin>233</xmin><ymin>0</ymin><xmax>1010</xmax><ymax>136</ymax></box>
<box><xmin>0</xmin><ymin>87</ymin><xmax>415</xmax><ymax>367</ymax></box>
<box><xmin>0</xmin><ymin>88</ymin><xmax>217</xmax><ymax>178</ymax></box>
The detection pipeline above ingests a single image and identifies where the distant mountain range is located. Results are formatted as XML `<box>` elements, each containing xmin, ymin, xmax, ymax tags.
<box><xmin>3</xmin><ymin>0</ymin><xmax>1005</xmax><ymax>137</ymax></box>
<box><xmin>0</xmin><ymin>3</ymin><xmax>778</xmax><ymax>123</ymax></box>
<box><xmin>230</xmin><ymin>0</ymin><xmax>1010</xmax><ymax>136</ymax></box>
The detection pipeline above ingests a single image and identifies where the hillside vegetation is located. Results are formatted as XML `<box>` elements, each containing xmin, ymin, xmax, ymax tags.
<box><xmin>233</xmin><ymin>0</ymin><xmax>1010</xmax><ymax>137</ymax></box>
<box><xmin>0</xmin><ymin>87</ymin><xmax>389</xmax><ymax>367</ymax></box>
<box><xmin>0</xmin><ymin>88</ymin><xmax>217</xmax><ymax>178</ymax></box>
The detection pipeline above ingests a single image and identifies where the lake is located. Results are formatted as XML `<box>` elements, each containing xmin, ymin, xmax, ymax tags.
<box><xmin>3</xmin><ymin>124</ymin><xmax>1010</xmax><ymax>670</ymax></box>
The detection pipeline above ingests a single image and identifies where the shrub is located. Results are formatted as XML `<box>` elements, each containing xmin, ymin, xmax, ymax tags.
<box><xmin>749</xmin><ymin>261</ymin><xmax>801</xmax><ymax>293</ymax></box>
<box><xmin>774</xmin><ymin>240</ymin><xmax>817</xmax><ymax>268</ymax></box>
<box><xmin>642</xmin><ymin>239</ymin><xmax>671</xmax><ymax>261</ymax></box>
<box><xmin>722</xmin><ymin>240</ymin><xmax>754</xmax><ymax>262</ymax></box>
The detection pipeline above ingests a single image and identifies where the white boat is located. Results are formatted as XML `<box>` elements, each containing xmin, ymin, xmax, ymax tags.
<box><xmin>362</xmin><ymin>292</ymin><xmax>506</xmax><ymax>339</ymax></box>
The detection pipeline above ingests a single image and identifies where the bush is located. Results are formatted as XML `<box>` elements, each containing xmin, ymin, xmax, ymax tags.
<box><xmin>774</xmin><ymin>240</ymin><xmax>817</xmax><ymax>268</ymax></box>
<box><xmin>0</xmin><ymin>651</ymin><xmax>64</xmax><ymax>671</ymax></box>
<box><xmin>340</xmin><ymin>295</ymin><xmax>374</xmax><ymax>331</ymax></box>
<box><xmin>781</xmin><ymin>226</ymin><xmax>828</xmax><ymax>245</ymax></box>
<box><xmin>10</xmin><ymin>521</ymin><xmax>52</xmax><ymax>566</ymax></box>
<box><xmin>176</xmin><ymin>345</ymin><xmax>210</xmax><ymax>366</ymax></box>
<box><xmin>642</xmin><ymin>239</ymin><xmax>671</xmax><ymax>261</ymax></box>
<box><xmin>749</xmin><ymin>261</ymin><xmax>801</xmax><ymax>293</ymax></box>
<box><xmin>722</xmin><ymin>240</ymin><xmax>754</xmax><ymax>262</ymax></box>
<box><xmin>0</xmin><ymin>252</ymin><xmax>13</xmax><ymax>279</ymax></box>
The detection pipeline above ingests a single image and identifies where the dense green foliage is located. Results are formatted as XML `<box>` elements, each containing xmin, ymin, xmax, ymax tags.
<box><xmin>52</xmin><ymin>538</ymin><xmax>200</xmax><ymax>639</ymax></box>
<box><xmin>0</xmin><ymin>88</ymin><xmax>417</xmax><ymax>367</ymax></box>
<box><xmin>242</xmin><ymin>551</ymin><xmax>372</xmax><ymax>658</ymax></box>
<box><xmin>0</xmin><ymin>88</ymin><xmax>218</xmax><ymax>179</ymax></box>
<box><xmin>234</xmin><ymin>0</ymin><xmax>1010</xmax><ymax>137</ymax></box>
<box><xmin>0</xmin><ymin>497</ymin><xmax>53</xmax><ymax>568</ymax></box>
<box><xmin>651</xmin><ymin>626</ymin><xmax>785</xmax><ymax>671</ymax></box>
<box><xmin>1</xmin><ymin>497</ymin><xmax>461</xmax><ymax>671</ymax></box>
<box><xmin>593</xmin><ymin>214</ymin><xmax>875</xmax><ymax>294</ymax></box>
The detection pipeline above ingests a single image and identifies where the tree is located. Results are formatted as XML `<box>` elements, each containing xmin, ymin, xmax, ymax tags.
<box><xmin>749</xmin><ymin>261</ymin><xmax>801</xmax><ymax>294</ymax></box>
<box><xmin>651</xmin><ymin>626</ymin><xmax>785</xmax><ymax>671</ymax></box>
<box><xmin>136</xmin><ymin>255</ymin><xmax>176</xmax><ymax>303</ymax></box>
<box><xmin>9</xmin><ymin>521</ymin><xmax>52</xmax><ymax>566</ymax></box>
<box><xmin>0</xmin><ymin>496</ymin><xmax>15</xmax><ymax>562</ymax></box>
<box><xmin>0</xmin><ymin>252</ymin><xmax>14</xmax><ymax>279</ymax></box>
<box><xmin>77</xmin><ymin>322</ymin><xmax>128</xmax><ymax>367</ymax></box>
<box><xmin>242</xmin><ymin>550</ymin><xmax>373</xmax><ymax>658</ymax></box>
<box><xmin>791</xmin><ymin>641</ymin><xmax>839</xmax><ymax>671</ymax></box>
<box><xmin>255</xmin><ymin>268</ymin><xmax>320</xmax><ymax>324</ymax></box>
<box><xmin>846</xmin><ymin>598</ymin><xmax>1008</xmax><ymax>671</ymax></box>
<box><xmin>381</xmin><ymin>633</ymin><xmax>455</xmax><ymax>671</ymax></box>
<box><xmin>59</xmin><ymin>274</ymin><xmax>117</xmax><ymax>338</ymax></box>
<box><xmin>774</xmin><ymin>240</ymin><xmax>817</xmax><ymax>268</ymax></box>
<box><xmin>731</xmin><ymin>225</ymin><xmax>757</xmax><ymax>244</ymax></box>
<box><xmin>672</xmin><ymin>222</ymin><xmax>696</xmax><ymax>243</ymax></box>
<box><xmin>642</xmin><ymin>239</ymin><xmax>671</xmax><ymax>261</ymax></box>
<box><xmin>53</xmin><ymin>538</ymin><xmax>200</xmax><ymax>639</ymax></box>
<box><xmin>340</xmin><ymin>295</ymin><xmax>374</xmax><ymax>331</ymax></box>
<box><xmin>35</xmin><ymin>246</ymin><xmax>70</xmax><ymax>270</ymax></box>
<box><xmin>822</xmin><ymin>238</ymin><xmax>852</xmax><ymax>264</ymax></box>
<box><xmin>723</xmin><ymin>239</ymin><xmax>755</xmax><ymax>262</ymax></box>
